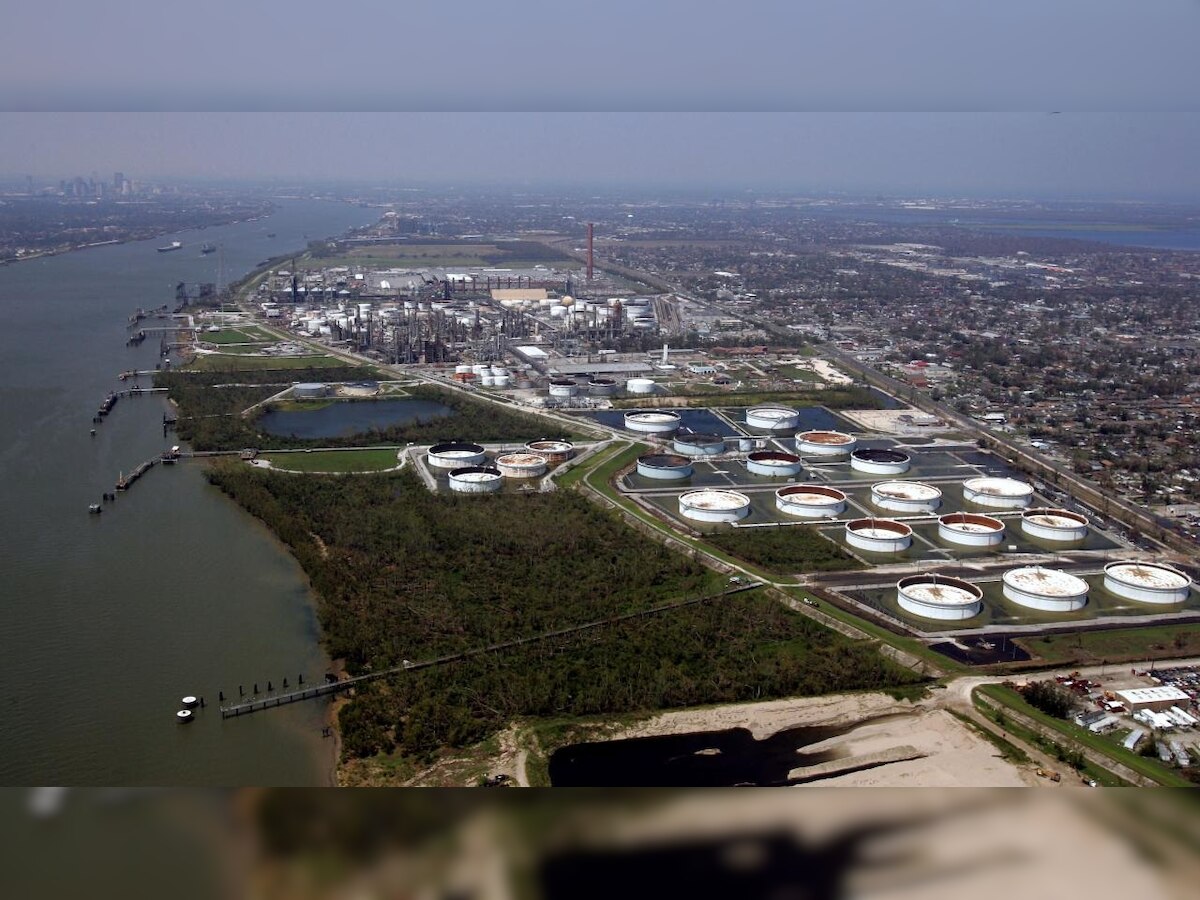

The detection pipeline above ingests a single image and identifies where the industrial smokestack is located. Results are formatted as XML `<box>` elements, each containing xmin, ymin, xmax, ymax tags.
<box><xmin>586</xmin><ymin>222</ymin><xmax>594</xmax><ymax>281</ymax></box>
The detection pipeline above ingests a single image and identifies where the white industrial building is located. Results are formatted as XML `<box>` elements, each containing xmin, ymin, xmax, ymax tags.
<box><xmin>1115</xmin><ymin>686</ymin><xmax>1191</xmax><ymax>713</ymax></box>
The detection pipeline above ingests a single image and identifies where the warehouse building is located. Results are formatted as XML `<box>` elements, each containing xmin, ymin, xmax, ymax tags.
<box><xmin>1115</xmin><ymin>686</ymin><xmax>1191</xmax><ymax>713</ymax></box>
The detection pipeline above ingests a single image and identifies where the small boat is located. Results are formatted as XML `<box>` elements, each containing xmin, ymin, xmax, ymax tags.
<box><xmin>176</xmin><ymin>709</ymin><xmax>194</xmax><ymax>724</ymax></box>
<box><xmin>157</xmin><ymin>241</ymin><xmax>183</xmax><ymax>253</ymax></box>
<box><xmin>266</xmin><ymin>233</ymin><xmax>276</xmax><ymax>238</ymax></box>
<box><xmin>200</xmin><ymin>243</ymin><xmax>216</xmax><ymax>255</ymax></box>
<box><xmin>88</xmin><ymin>503</ymin><xmax>102</xmax><ymax>514</ymax></box>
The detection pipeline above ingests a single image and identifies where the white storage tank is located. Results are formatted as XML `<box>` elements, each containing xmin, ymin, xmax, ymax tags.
<box><xmin>850</xmin><ymin>448</ymin><xmax>911</xmax><ymax>476</ymax></box>
<box><xmin>1003</xmin><ymin>566</ymin><xmax>1089</xmax><ymax>612</ymax></box>
<box><xmin>746</xmin><ymin>451</ymin><xmax>804</xmax><ymax>477</ymax></box>
<box><xmin>962</xmin><ymin>476</ymin><xmax>1034</xmax><ymax>509</ymax></box>
<box><xmin>495</xmin><ymin>453</ymin><xmax>548</xmax><ymax>479</ymax></box>
<box><xmin>1103</xmin><ymin>562</ymin><xmax>1193</xmax><ymax>605</ymax></box>
<box><xmin>427</xmin><ymin>441</ymin><xmax>487</xmax><ymax>470</ymax></box>
<box><xmin>845</xmin><ymin>518</ymin><xmax>913</xmax><ymax>554</ymax></box>
<box><xmin>525</xmin><ymin>440</ymin><xmax>574</xmax><ymax>464</ymax></box>
<box><xmin>870</xmin><ymin>481</ymin><xmax>943</xmax><ymax>514</ymax></box>
<box><xmin>342</xmin><ymin>381</ymin><xmax>380</xmax><ymax>398</ymax></box>
<box><xmin>737</xmin><ymin>437</ymin><xmax>754</xmax><ymax>452</ymax></box>
<box><xmin>548</xmin><ymin>378</ymin><xmax>578</xmax><ymax>398</ymax></box>
<box><xmin>292</xmin><ymin>382</ymin><xmax>328</xmax><ymax>400</ymax></box>
<box><xmin>447</xmin><ymin>465</ymin><xmax>503</xmax><ymax>494</ymax></box>
<box><xmin>679</xmin><ymin>489</ymin><xmax>751</xmax><ymax>523</ymax></box>
<box><xmin>637</xmin><ymin>453</ymin><xmax>694</xmax><ymax>480</ymax></box>
<box><xmin>624</xmin><ymin>411</ymin><xmax>682</xmax><ymax>434</ymax></box>
<box><xmin>1021</xmin><ymin>508</ymin><xmax>1089</xmax><ymax>542</ymax></box>
<box><xmin>938</xmin><ymin>513</ymin><xmax>1006</xmax><ymax>547</ymax></box>
<box><xmin>673</xmin><ymin>433</ymin><xmax>726</xmax><ymax>457</ymax></box>
<box><xmin>493</xmin><ymin>375</ymin><xmax>511</xmax><ymax>388</ymax></box>
<box><xmin>775</xmin><ymin>485</ymin><xmax>847</xmax><ymax>518</ymax></box>
<box><xmin>797</xmin><ymin>430</ymin><xmax>857</xmax><ymax>457</ymax></box>
<box><xmin>626</xmin><ymin>378</ymin><xmax>656</xmax><ymax>394</ymax></box>
<box><xmin>481</xmin><ymin>375</ymin><xmax>496</xmax><ymax>387</ymax></box>
<box><xmin>745</xmin><ymin>405</ymin><xmax>801</xmax><ymax>431</ymax></box>
<box><xmin>589</xmin><ymin>377</ymin><xmax>618</xmax><ymax>396</ymax></box>
<box><xmin>897</xmin><ymin>574</ymin><xmax>984</xmax><ymax>621</ymax></box>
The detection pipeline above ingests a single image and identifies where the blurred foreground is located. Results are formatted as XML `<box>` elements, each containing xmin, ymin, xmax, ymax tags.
<box><xmin>3</xmin><ymin>788</ymin><xmax>1199</xmax><ymax>899</ymax></box>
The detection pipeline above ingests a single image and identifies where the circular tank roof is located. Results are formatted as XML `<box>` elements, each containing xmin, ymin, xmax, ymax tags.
<box><xmin>1104</xmin><ymin>562</ymin><xmax>1191</xmax><ymax>590</ymax></box>
<box><xmin>799</xmin><ymin>430</ymin><xmax>855</xmax><ymax>445</ymax></box>
<box><xmin>964</xmin><ymin>476</ymin><xmax>1033</xmax><ymax>497</ymax></box>
<box><xmin>680</xmin><ymin>489</ymin><xmax>750</xmax><ymax>510</ymax></box>
<box><xmin>639</xmin><ymin>453</ymin><xmax>692</xmax><ymax>468</ymax></box>
<box><xmin>748</xmin><ymin>451</ymin><xmax>802</xmax><ymax>464</ymax></box>
<box><xmin>527</xmin><ymin>440</ymin><xmax>573</xmax><ymax>452</ymax></box>
<box><xmin>847</xmin><ymin>518</ymin><xmax>913</xmax><ymax>538</ymax></box>
<box><xmin>872</xmin><ymin>481</ymin><xmax>942</xmax><ymax>501</ymax></box>
<box><xmin>777</xmin><ymin>485</ymin><xmax>846</xmax><ymax>503</ymax></box>
<box><xmin>898</xmin><ymin>575</ymin><xmax>983</xmax><ymax>606</ymax></box>
<box><xmin>748</xmin><ymin>406</ymin><xmax>799</xmax><ymax>420</ymax></box>
<box><xmin>675</xmin><ymin>432</ymin><xmax>724</xmax><ymax>446</ymax></box>
<box><xmin>496</xmin><ymin>453</ymin><xmax>546</xmax><ymax>467</ymax></box>
<box><xmin>1003</xmin><ymin>566</ymin><xmax>1089</xmax><ymax>597</ymax></box>
<box><xmin>448</xmin><ymin>466</ymin><xmax>502</xmax><ymax>481</ymax></box>
<box><xmin>852</xmin><ymin>448</ymin><xmax>910</xmax><ymax>464</ymax></box>
<box><xmin>1022</xmin><ymin>508</ymin><xmax>1089</xmax><ymax>528</ymax></box>
<box><xmin>627</xmin><ymin>411</ymin><xmax>681</xmax><ymax>423</ymax></box>
<box><xmin>939</xmin><ymin>513</ymin><xmax>1005</xmax><ymax>533</ymax></box>
<box><xmin>430</xmin><ymin>441</ymin><xmax>485</xmax><ymax>455</ymax></box>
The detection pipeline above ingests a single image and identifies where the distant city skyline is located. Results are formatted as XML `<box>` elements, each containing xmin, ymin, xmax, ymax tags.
<box><xmin>3</xmin><ymin>114</ymin><xmax>1200</xmax><ymax>202</ymax></box>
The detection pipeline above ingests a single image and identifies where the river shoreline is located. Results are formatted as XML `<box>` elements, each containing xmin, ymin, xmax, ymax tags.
<box><xmin>1</xmin><ymin>208</ymin><xmax>276</xmax><ymax>266</ymax></box>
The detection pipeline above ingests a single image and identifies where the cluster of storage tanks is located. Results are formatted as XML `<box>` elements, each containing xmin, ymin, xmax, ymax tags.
<box><xmin>515</xmin><ymin>296</ymin><xmax>656</xmax><ymax>331</ymax></box>
<box><xmin>453</xmin><ymin>364</ymin><xmax>513</xmax><ymax>388</ymax></box>
<box><xmin>894</xmin><ymin>561</ymin><xmax>1194</xmax><ymax>622</ymax></box>
<box><xmin>427</xmin><ymin>440</ymin><xmax>574</xmax><ymax>493</ymax></box>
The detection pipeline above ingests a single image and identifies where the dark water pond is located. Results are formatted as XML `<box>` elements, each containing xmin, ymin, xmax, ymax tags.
<box><xmin>548</xmin><ymin>724</ymin><xmax>851</xmax><ymax>786</ymax></box>
<box><xmin>258</xmin><ymin>398</ymin><xmax>452</xmax><ymax>438</ymax></box>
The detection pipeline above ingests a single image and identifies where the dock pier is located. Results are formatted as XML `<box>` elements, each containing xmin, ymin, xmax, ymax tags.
<box><xmin>218</xmin><ymin>583</ymin><xmax>762</xmax><ymax>719</ymax></box>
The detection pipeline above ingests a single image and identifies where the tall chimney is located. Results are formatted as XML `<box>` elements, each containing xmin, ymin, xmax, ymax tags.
<box><xmin>586</xmin><ymin>222</ymin><xmax>594</xmax><ymax>281</ymax></box>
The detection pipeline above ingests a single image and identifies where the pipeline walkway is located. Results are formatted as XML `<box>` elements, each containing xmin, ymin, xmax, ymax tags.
<box><xmin>219</xmin><ymin>581</ymin><xmax>762</xmax><ymax>719</ymax></box>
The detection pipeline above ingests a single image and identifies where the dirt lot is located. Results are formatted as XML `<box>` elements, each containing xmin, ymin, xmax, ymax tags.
<box><xmin>615</xmin><ymin>691</ymin><xmax>1030</xmax><ymax>787</ymax></box>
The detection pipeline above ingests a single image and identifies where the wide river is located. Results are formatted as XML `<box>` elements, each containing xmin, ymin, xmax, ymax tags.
<box><xmin>0</xmin><ymin>199</ymin><xmax>380</xmax><ymax>785</ymax></box>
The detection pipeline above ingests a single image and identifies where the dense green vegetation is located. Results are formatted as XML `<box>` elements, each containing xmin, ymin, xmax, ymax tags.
<box><xmin>206</xmin><ymin>464</ymin><xmax>924</xmax><ymax>761</ymax></box>
<box><xmin>1020</xmin><ymin>680</ymin><xmax>1076</xmax><ymax>719</ymax></box>
<box><xmin>708</xmin><ymin>525</ymin><xmax>863</xmax><ymax>574</ymax></box>
<box><xmin>157</xmin><ymin>368</ymin><xmax>586</xmax><ymax>451</ymax></box>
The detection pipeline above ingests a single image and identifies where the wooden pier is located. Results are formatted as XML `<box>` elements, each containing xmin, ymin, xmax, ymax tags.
<box><xmin>116</xmin><ymin>456</ymin><xmax>159</xmax><ymax>491</ymax></box>
<box><xmin>218</xmin><ymin>583</ymin><xmax>762</xmax><ymax>719</ymax></box>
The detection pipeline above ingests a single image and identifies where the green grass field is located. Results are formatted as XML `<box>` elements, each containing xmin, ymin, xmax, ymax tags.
<box><xmin>774</xmin><ymin>365</ymin><xmax>824</xmax><ymax>383</ymax></box>
<box><xmin>261</xmin><ymin>448</ymin><xmax>402</xmax><ymax>473</ymax></box>
<box><xmin>201</xmin><ymin>327</ymin><xmax>274</xmax><ymax>344</ymax></box>
<box><xmin>1020</xmin><ymin>623</ymin><xmax>1200</xmax><ymax>665</ymax></box>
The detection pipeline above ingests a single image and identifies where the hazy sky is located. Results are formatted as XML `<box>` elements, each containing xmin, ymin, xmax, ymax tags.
<box><xmin>4</xmin><ymin>1</ymin><xmax>1199</xmax><ymax>111</ymax></box>
<box><xmin>3</xmin><ymin>2</ymin><xmax>1199</xmax><ymax>197</ymax></box>
<box><xmin>3</xmin><ymin>113</ymin><xmax>1200</xmax><ymax>200</ymax></box>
